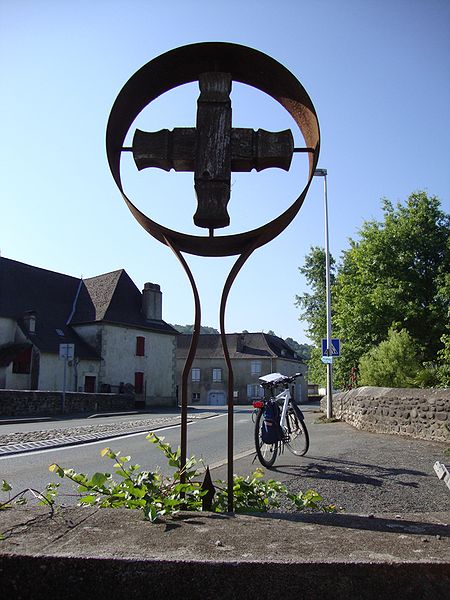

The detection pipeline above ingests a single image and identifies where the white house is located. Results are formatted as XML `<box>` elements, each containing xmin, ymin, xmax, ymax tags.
<box><xmin>0</xmin><ymin>257</ymin><xmax>178</xmax><ymax>407</ymax></box>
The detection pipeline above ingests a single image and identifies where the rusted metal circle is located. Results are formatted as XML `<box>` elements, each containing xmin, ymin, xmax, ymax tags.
<box><xmin>106</xmin><ymin>42</ymin><xmax>320</xmax><ymax>256</ymax></box>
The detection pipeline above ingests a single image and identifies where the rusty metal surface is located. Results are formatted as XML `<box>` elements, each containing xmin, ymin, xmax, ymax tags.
<box><xmin>106</xmin><ymin>43</ymin><xmax>320</xmax><ymax>512</ymax></box>
<box><xmin>219</xmin><ymin>245</ymin><xmax>260</xmax><ymax>510</ymax></box>
<box><xmin>106</xmin><ymin>42</ymin><xmax>320</xmax><ymax>257</ymax></box>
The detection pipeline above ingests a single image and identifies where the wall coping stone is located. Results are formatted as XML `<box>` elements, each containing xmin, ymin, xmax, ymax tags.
<box><xmin>0</xmin><ymin>507</ymin><xmax>449</xmax><ymax>599</ymax></box>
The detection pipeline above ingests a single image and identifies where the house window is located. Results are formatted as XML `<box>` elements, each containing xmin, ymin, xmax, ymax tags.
<box><xmin>192</xmin><ymin>392</ymin><xmax>200</xmax><ymax>402</ymax></box>
<box><xmin>212</xmin><ymin>368</ymin><xmax>222</xmax><ymax>382</ymax></box>
<box><xmin>134</xmin><ymin>372</ymin><xmax>144</xmax><ymax>394</ymax></box>
<box><xmin>136</xmin><ymin>336</ymin><xmax>145</xmax><ymax>356</ymax></box>
<box><xmin>247</xmin><ymin>384</ymin><xmax>263</xmax><ymax>399</ymax></box>
<box><xmin>12</xmin><ymin>347</ymin><xmax>32</xmax><ymax>374</ymax></box>
<box><xmin>192</xmin><ymin>368</ymin><xmax>200</xmax><ymax>382</ymax></box>
<box><xmin>251</xmin><ymin>360</ymin><xmax>262</xmax><ymax>376</ymax></box>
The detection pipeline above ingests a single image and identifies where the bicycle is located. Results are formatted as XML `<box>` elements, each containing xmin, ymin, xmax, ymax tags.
<box><xmin>252</xmin><ymin>372</ymin><xmax>309</xmax><ymax>468</ymax></box>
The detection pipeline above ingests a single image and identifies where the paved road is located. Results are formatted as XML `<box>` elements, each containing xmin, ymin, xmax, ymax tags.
<box><xmin>0</xmin><ymin>407</ymin><xmax>256</xmax><ymax>498</ymax></box>
<box><xmin>1</xmin><ymin>404</ymin><xmax>448</xmax><ymax>515</ymax></box>
<box><xmin>212</xmin><ymin>410</ymin><xmax>450</xmax><ymax>515</ymax></box>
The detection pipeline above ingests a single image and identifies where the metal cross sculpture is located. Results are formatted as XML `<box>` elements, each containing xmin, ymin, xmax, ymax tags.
<box><xmin>132</xmin><ymin>71</ymin><xmax>294</xmax><ymax>231</ymax></box>
<box><xmin>106</xmin><ymin>43</ymin><xmax>320</xmax><ymax>511</ymax></box>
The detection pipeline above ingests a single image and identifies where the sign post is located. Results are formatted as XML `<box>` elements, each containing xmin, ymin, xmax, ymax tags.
<box><xmin>59</xmin><ymin>343</ymin><xmax>74</xmax><ymax>413</ymax></box>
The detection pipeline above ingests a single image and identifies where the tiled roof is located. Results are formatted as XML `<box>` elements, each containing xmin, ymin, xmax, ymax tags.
<box><xmin>71</xmin><ymin>269</ymin><xmax>177</xmax><ymax>334</ymax></box>
<box><xmin>176</xmin><ymin>332</ymin><xmax>303</xmax><ymax>361</ymax></box>
<box><xmin>0</xmin><ymin>257</ymin><xmax>100</xmax><ymax>359</ymax></box>
<box><xmin>0</xmin><ymin>257</ymin><xmax>177</xmax><ymax>359</ymax></box>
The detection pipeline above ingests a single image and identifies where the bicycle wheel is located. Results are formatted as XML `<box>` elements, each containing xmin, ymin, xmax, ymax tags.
<box><xmin>254</xmin><ymin>409</ymin><xmax>278</xmax><ymax>468</ymax></box>
<box><xmin>285</xmin><ymin>404</ymin><xmax>309</xmax><ymax>456</ymax></box>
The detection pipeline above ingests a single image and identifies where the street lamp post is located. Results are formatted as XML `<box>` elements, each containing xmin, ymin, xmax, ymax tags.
<box><xmin>314</xmin><ymin>168</ymin><xmax>333</xmax><ymax>419</ymax></box>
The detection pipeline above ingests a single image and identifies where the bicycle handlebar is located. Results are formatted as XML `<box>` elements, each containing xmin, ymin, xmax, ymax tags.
<box><xmin>259</xmin><ymin>372</ymin><xmax>303</xmax><ymax>388</ymax></box>
<box><xmin>283</xmin><ymin>372</ymin><xmax>303</xmax><ymax>384</ymax></box>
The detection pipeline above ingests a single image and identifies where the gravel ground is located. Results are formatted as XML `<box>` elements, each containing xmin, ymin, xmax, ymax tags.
<box><xmin>266</xmin><ymin>419</ymin><xmax>450</xmax><ymax>514</ymax></box>
<box><xmin>0</xmin><ymin>416</ymin><xmax>184</xmax><ymax>446</ymax></box>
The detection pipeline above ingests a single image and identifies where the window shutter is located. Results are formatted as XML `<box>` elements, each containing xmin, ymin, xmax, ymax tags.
<box><xmin>136</xmin><ymin>336</ymin><xmax>145</xmax><ymax>356</ymax></box>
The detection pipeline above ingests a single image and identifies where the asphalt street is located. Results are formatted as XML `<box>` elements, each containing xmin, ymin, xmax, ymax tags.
<box><xmin>1</xmin><ymin>404</ymin><xmax>449</xmax><ymax>516</ymax></box>
<box><xmin>0</xmin><ymin>407</ymin><xmax>255</xmax><ymax>497</ymax></box>
<box><xmin>212</xmin><ymin>411</ymin><xmax>450</xmax><ymax>515</ymax></box>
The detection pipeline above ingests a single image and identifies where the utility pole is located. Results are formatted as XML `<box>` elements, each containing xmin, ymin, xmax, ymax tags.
<box><xmin>314</xmin><ymin>168</ymin><xmax>333</xmax><ymax>418</ymax></box>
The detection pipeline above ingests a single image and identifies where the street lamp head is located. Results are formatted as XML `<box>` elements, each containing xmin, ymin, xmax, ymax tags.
<box><xmin>314</xmin><ymin>168</ymin><xmax>327</xmax><ymax>177</ymax></box>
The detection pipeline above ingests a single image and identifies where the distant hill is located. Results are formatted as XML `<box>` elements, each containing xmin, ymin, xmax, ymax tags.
<box><xmin>283</xmin><ymin>337</ymin><xmax>312</xmax><ymax>361</ymax></box>
<box><xmin>172</xmin><ymin>324</ymin><xmax>220</xmax><ymax>334</ymax></box>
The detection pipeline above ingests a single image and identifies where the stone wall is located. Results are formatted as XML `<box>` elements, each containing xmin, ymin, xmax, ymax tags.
<box><xmin>321</xmin><ymin>386</ymin><xmax>449</xmax><ymax>442</ymax></box>
<box><xmin>0</xmin><ymin>390</ymin><xmax>134</xmax><ymax>416</ymax></box>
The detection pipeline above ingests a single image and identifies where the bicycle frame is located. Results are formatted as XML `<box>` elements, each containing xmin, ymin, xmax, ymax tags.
<box><xmin>274</xmin><ymin>387</ymin><xmax>291</xmax><ymax>431</ymax></box>
<box><xmin>253</xmin><ymin>372</ymin><xmax>309</xmax><ymax>466</ymax></box>
<box><xmin>255</xmin><ymin>372</ymin><xmax>303</xmax><ymax>432</ymax></box>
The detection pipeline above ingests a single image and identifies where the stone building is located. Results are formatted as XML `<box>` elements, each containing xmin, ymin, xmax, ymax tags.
<box><xmin>0</xmin><ymin>257</ymin><xmax>177</xmax><ymax>406</ymax></box>
<box><xmin>176</xmin><ymin>332</ymin><xmax>307</xmax><ymax>405</ymax></box>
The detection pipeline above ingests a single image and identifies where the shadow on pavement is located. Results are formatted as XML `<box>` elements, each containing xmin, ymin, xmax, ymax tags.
<box><xmin>268</xmin><ymin>455</ymin><xmax>428</xmax><ymax>488</ymax></box>
<box><xmin>243</xmin><ymin>511</ymin><xmax>450</xmax><ymax>537</ymax></box>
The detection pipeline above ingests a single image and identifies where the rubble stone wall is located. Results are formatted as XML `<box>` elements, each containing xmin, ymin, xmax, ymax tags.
<box><xmin>0</xmin><ymin>390</ymin><xmax>134</xmax><ymax>416</ymax></box>
<box><xmin>321</xmin><ymin>386</ymin><xmax>449</xmax><ymax>442</ymax></box>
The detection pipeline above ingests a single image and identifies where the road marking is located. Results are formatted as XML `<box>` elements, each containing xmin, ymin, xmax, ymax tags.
<box><xmin>198</xmin><ymin>448</ymin><xmax>256</xmax><ymax>473</ymax></box>
<box><xmin>202</xmin><ymin>414</ymin><xmax>226</xmax><ymax>421</ymax></box>
<box><xmin>0</xmin><ymin>422</ymin><xmax>192</xmax><ymax>460</ymax></box>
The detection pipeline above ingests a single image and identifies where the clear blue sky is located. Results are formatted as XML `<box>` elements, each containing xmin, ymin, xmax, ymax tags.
<box><xmin>1</xmin><ymin>0</ymin><xmax>448</xmax><ymax>344</ymax></box>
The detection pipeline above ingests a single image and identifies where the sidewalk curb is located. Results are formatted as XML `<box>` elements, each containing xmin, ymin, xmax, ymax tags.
<box><xmin>0</xmin><ymin>413</ymin><xmax>220</xmax><ymax>457</ymax></box>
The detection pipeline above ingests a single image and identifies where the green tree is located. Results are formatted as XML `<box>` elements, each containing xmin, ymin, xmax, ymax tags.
<box><xmin>172</xmin><ymin>324</ymin><xmax>219</xmax><ymax>334</ymax></box>
<box><xmin>437</xmin><ymin>332</ymin><xmax>450</xmax><ymax>387</ymax></box>
<box><xmin>296</xmin><ymin>192</ymin><xmax>449</xmax><ymax>388</ymax></box>
<box><xmin>334</xmin><ymin>192</ymin><xmax>449</xmax><ymax>385</ymax></box>
<box><xmin>284</xmin><ymin>337</ymin><xmax>312</xmax><ymax>361</ymax></box>
<box><xmin>358</xmin><ymin>328</ymin><xmax>421</xmax><ymax>387</ymax></box>
<box><xmin>295</xmin><ymin>247</ymin><xmax>336</xmax><ymax>385</ymax></box>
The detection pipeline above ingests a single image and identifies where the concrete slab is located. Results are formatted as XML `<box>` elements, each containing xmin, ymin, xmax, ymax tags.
<box><xmin>0</xmin><ymin>507</ymin><xmax>449</xmax><ymax>599</ymax></box>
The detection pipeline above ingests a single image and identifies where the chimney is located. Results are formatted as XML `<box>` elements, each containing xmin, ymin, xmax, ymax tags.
<box><xmin>23</xmin><ymin>310</ymin><xmax>37</xmax><ymax>334</ymax></box>
<box><xmin>142</xmin><ymin>282</ymin><xmax>162</xmax><ymax>321</ymax></box>
<box><xmin>236</xmin><ymin>333</ymin><xmax>245</xmax><ymax>353</ymax></box>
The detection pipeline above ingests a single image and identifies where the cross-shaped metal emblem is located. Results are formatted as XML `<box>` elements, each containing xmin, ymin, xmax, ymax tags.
<box><xmin>107</xmin><ymin>42</ymin><xmax>321</xmax><ymax>513</ymax></box>
<box><xmin>132</xmin><ymin>72</ymin><xmax>294</xmax><ymax>231</ymax></box>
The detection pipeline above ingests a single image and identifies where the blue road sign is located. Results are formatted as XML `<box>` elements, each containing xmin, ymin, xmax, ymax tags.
<box><xmin>321</xmin><ymin>356</ymin><xmax>333</xmax><ymax>364</ymax></box>
<box><xmin>321</xmin><ymin>338</ymin><xmax>340</xmax><ymax>357</ymax></box>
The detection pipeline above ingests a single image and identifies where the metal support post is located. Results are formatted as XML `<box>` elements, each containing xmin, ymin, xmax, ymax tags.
<box><xmin>314</xmin><ymin>169</ymin><xmax>333</xmax><ymax>418</ymax></box>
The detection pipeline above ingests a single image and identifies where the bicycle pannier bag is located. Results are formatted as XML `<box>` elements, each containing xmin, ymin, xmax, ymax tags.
<box><xmin>261</xmin><ymin>400</ymin><xmax>283</xmax><ymax>444</ymax></box>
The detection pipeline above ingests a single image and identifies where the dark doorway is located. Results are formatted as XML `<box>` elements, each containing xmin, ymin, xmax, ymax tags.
<box><xmin>84</xmin><ymin>375</ymin><xmax>96</xmax><ymax>393</ymax></box>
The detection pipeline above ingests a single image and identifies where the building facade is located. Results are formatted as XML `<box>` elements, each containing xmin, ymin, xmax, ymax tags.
<box><xmin>0</xmin><ymin>257</ymin><xmax>177</xmax><ymax>407</ymax></box>
<box><xmin>176</xmin><ymin>332</ymin><xmax>307</xmax><ymax>405</ymax></box>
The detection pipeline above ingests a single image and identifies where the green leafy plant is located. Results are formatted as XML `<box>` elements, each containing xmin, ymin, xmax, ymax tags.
<box><xmin>358</xmin><ymin>327</ymin><xmax>421</xmax><ymax>387</ymax></box>
<box><xmin>49</xmin><ymin>432</ymin><xmax>204</xmax><ymax>522</ymax></box>
<box><xmin>0</xmin><ymin>479</ymin><xmax>57</xmax><ymax>511</ymax></box>
<box><xmin>213</xmin><ymin>469</ymin><xmax>335</xmax><ymax>513</ymax></box>
<box><xmin>287</xmin><ymin>488</ymin><xmax>335</xmax><ymax>512</ymax></box>
<box><xmin>2</xmin><ymin>433</ymin><xmax>336</xmax><ymax>522</ymax></box>
<box><xmin>213</xmin><ymin>469</ymin><xmax>286</xmax><ymax>513</ymax></box>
